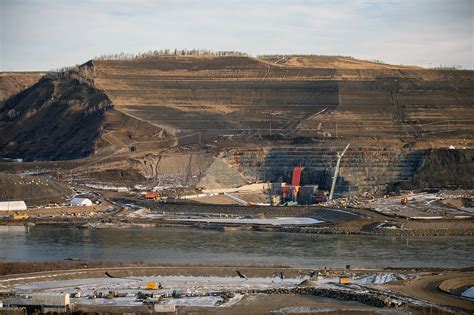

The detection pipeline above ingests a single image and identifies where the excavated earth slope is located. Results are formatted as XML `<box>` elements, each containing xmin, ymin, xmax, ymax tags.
<box><xmin>92</xmin><ymin>56</ymin><xmax>473</xmax><ymax>142</ymax></box>
<box><xmin>0</xmin><ymin>56</ymin><xmax>472</xmax><ymax>193</ymax></box>
<box><xmin>90</xmin><ymin>55</ymin><xmax>474</xmax><ymax>193</ymax></box>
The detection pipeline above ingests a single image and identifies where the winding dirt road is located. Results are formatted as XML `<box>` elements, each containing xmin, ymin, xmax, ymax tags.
<box><xmin>388</xmin><ymin>272</ymin><xmax>474</xmax><ymax>310</ymax></box>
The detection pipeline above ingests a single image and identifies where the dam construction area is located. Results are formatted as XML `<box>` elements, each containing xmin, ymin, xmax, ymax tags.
<box><xmin>1</xmin><ymin>53</ymin><xmax>473</xmax><ymax>314</ymax></box>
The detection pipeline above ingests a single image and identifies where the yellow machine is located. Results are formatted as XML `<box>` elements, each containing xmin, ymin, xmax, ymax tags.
<box><xmin>339</xmin><ymin>276</ymin><xmax>350</xmax><ymax>285</ymax></box>
<box><xmin>145</xmin><ymin>282</ymin><xmax>159</xmax><ymax>290</ymax></box>
<box><xmin>10</xmin><ymin>213</ymin><xmax>29</xmax><ymax>220</ymax></box>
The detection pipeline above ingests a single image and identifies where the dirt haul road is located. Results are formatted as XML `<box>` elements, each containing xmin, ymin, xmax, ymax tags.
<box><xmin>388</xmin><ymin>272</ymin><xmax>474</xmax><ymax>311</ymax></box>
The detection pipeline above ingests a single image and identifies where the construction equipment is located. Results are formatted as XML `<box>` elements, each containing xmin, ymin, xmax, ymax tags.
<box><xmin>291</xmin><ymin>166</ymin><xmax>303</xmax><ymax>201</ymax></box>
<box><xmin>280</xmin><ymin>167</ymin><xmax>304</xmax><ymax>204</ymax></box>
<box><xmin>145</xmin><ymin>282</ymin><xmax>159</xmax><ymax>290</ymax></box>
<box><xmin>10</xmin><ymin>213</ymin><xmax>28</xmax><ymax>220</ymax></box>
<box><xmin>401</xmin><ymin>196</ymin><xmax>408</xmax><ymax>205</ymax></box>
<box><xmin>329</xmin><ymin>143</ymin><xmax>350</xmax><ymax>200</ymax></box>
<box><xmin>339</xmin><ymin>275</ymin><xmax>350</xmax><ymax>285</ymax></box>
<box><xmin>144</xmin><ymin>192</ymin><xmax>160</xmax><ymax>201</ymax></box>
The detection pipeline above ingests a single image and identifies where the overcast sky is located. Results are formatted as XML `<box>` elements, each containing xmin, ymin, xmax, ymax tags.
<box><xmin>1</xmin><ymin>0</ymin><xmax>473</xmax><ymax>71</ymax></box>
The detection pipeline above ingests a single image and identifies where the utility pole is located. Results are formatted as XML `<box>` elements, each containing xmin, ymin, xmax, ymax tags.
<box><xmin>329</xmin><ymin>143</ymin><xmax>350</xmax><ymax>200</ymax></box>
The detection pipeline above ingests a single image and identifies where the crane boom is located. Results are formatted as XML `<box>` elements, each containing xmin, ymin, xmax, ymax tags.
<box><xmin>329</xmin><ymin>143</ymin><xmax>350</xmax><ymax>200</ymax></box>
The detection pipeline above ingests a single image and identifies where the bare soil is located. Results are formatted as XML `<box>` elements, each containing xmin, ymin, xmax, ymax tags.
<box><xmin>388</xmin><ymin>272</ymin><xmax>474</xmax><ymax>311</ymax></box>
<box><xmin>1</xmin><ymin>264</ymin><xmax>472</xmax><ymax>313</ymax></box>
<box><xmin>0</xmin><ymin>173</ymin><xmax>72</xmax><ymax>207</ymax></box>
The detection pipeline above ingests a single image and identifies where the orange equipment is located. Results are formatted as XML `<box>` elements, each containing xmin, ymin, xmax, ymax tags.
<box><xmin>145</xmin><ymin>192</ymin><xmax>160</xmax><ymax>201</ymax></box>
<box><xmin>401</xmin><ymin>196</ymin><xmax>408</xmax><ymax>205</ymax></box>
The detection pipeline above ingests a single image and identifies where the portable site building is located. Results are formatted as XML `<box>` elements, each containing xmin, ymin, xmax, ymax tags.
<box><xmin>0</xmin><ymin>201</ymin><xmax>27</xmax><ymax>211</ymax></box>
<box><xmin>31</xmin><ymin>293</ymin><xmax>70</xmax><ymax>312</ymax></box>
<box><xmin>69</xmin><ymin>197</ymin><xmax>93</xmax><ymax>206</ymax></box>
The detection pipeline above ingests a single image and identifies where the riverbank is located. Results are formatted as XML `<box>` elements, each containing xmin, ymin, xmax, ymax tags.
<box><xmin>2</xmin><ymin>189</ymin><xmax>473</xmax><ymax>237</ymax></box>
<box><xmin>1</xmin><ymin>264</ymin><xmax>473</xmax><ymax>314</ymax></box>
<box><xmin>3</xmin><ymin>203</ymin><xmax>474</xmax><ymax>236</ymax></box>
<box><xmin>9</xmin><ymin>213</ymin><xmax>474</xmax><ymax>237</ymax></box>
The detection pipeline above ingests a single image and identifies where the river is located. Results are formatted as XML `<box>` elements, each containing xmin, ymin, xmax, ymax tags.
<box><xmin>0</xmin><ymin>225</ymin><xmax>473</xmax><ymax>268</ymax></box>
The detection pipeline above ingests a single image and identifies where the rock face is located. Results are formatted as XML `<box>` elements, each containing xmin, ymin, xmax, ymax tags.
<box><xmin>410</xmin><ymin>149</ymin><xmax>474</xmax><ymax>189</ymax></box>
<box><xmin>226</xmin><ymin>147</ymin><xmax>428</xmax><ymax>196</ymax></box>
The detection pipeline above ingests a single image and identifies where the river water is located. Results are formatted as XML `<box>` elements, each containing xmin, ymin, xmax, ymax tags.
<box><xmin>1</xmin><ymin>225</ymin><xmax>473</xmax><ymax>268</ymax></box>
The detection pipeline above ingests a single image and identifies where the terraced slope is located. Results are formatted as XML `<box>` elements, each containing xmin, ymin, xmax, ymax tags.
<box><xmin>92</xmin><ymin>56</ymin><xmax>474</xmax><ymax>142</ymax></box>
<box><xmin>0</xmin><ymin>55</ymin><xmax>472</xmax><ymax>194</ymax></box>
<box><xmin>259</xmin><ymin>55</ymin><xmax>421</xmax><ymax>69</ymax></box>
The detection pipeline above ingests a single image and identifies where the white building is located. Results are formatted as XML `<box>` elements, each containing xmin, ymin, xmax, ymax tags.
<box><xmin>69</xmin><ymin>197</ymin><xmax>93</xmax><ymax>206</ymax></box>
<box><xmin>0</xmin><ymin>201</ymin><xmax>27</xmax><ymax>211</ymax></box>
<box><xmin>31</xmin><ymin>293</ymin><xmax>70</xmax><ymax>312</ymax></box>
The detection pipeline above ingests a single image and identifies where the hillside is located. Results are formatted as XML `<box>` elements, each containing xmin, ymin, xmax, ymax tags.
<box><xmin>0</xmin><ymin>54</ymin><xmax>472</xmax><ymax>194</ymax></box>
<box><xmin>2</xmin><ymin>55</ymin><xmax>473</xmax><ymax>159</ymax></box>
<box><xmin>0</xmin><ymin>69</ymin><xmax>171</xmax><ymax>161</ymax></box>
<box><xmin>0</xmin><ymin>72</ymin><xmax>114</xmax><ymax>160</ymax></box>
<box><xmin>91</xmin><ymin>55</ymin><xmax>473</xmax><ymax>143</ymax></box>
<box><xmin>0</xmin><ymin>72</ymin><xmax>44</xmax><ymax>103</ymax></box>
<box><xmin>259</xmin><ymin>55</ymin><xmax>422</xmax><ymax>69</ymax></box>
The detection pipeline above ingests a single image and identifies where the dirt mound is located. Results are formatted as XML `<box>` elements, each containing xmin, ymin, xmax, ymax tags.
<box><xmin>0</xmin><ymin>173</ymin><xmax>72</xmax><ymax>207</ymax></box>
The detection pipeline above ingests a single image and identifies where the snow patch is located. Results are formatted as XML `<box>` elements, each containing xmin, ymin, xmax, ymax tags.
<box><xmin>461</xmin><ymin>286</ymin><xmax>474</xmax><ymax>299</ymax></box>
<box><xmin>353</xmin><ymin>273</ymin><xmax>407</xmax><ymax>285</ymax></box>
<box><xmin>170</xmin><ymin>217</ymin><xmax>323</xmax><ymax>225</ymax></box>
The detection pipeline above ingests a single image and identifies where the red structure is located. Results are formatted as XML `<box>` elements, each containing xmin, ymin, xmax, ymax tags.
<box><xmin>145</xmin><ymin>192</ymin><xmax>159</xmax><ymax>200</ymax></box>
<box><xmin>291</xmin><ymin>167</ymin><xmax>303</xmax><ymax>187</ymax></box>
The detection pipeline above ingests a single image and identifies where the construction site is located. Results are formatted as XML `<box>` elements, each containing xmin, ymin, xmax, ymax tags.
<box><xmin>0</xmin><ymin>53</ymin><xmax>473</xmax><ymax>313</ymax></box>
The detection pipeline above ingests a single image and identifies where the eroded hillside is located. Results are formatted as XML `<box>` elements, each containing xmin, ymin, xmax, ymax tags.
<box><xmin>0</xmin><ymin>73</ymin><xmax>113</xmax><ymax>160</ymax></box>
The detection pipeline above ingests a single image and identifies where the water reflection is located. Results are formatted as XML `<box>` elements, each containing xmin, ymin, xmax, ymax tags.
<box><xmin>0</xmin><ymin>225</ymin><xmax>472</xmax><ymax>268</ymax></box>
